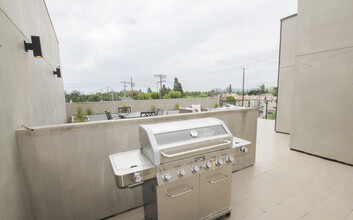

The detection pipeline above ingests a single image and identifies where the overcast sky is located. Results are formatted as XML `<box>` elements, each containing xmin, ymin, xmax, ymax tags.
<box><xmin>45</xmin><ymin>0</ymin><xmax>297</xmax><ymax>94</ymax></box>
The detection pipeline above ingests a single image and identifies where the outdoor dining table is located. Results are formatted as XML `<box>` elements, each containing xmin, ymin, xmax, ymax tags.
<box><xmin>118</xmin><ymin>112</ymin><xmax>142</xmax><ymax>119</ymax></box>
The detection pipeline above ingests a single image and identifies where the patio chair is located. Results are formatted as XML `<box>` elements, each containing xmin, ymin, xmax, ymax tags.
<box><xmin>105</xmin><ymin>111</ymin><xmax>113</xmax><ymax>120</ymax></box>
<box><xmin>140</xmin><ymin>111</ymin><xmax>155</xmax><ymax>117</ymax></box>
<box><xmin>155</xmin><ymin>108</ymin><xmax>164</xmax><ymax>116</ymax></box>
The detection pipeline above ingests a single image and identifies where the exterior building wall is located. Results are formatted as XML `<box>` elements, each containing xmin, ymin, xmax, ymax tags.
<box><xmin>66</xmin><ymin>97</ymin><xmax>219</xmax><ymax>122</ymax></box>
<box><xmin>275</xmin><ymin>15</ymin><xmax>297</xmax><ymax>134</ymax></box>
<box><xmin>16</xmin><ymin>109</ymin><xmax>258</xmax><ymax>220</ymax></box>
<box><xmin>278</xmin><ymin>0</ymin><xmax>353</xmax><ymax>164</ymax></box>
<box><xmin>0</xmin><ymin>1</ymin><xmax>66</xmax><ymax>219</ymax></box>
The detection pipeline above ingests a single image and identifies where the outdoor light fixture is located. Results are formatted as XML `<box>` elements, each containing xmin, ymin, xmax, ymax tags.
<box><xmin>53</xmin><ymin>67</ymin><xmax>61</xmax><ymax>78</ymax></box>
<box><xmin>24</xmin><ymin>36</ymin><xmax>43</xmax><ymax>58</ymax></box>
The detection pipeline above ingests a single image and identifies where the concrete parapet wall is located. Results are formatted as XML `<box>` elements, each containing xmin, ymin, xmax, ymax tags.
<box><xmin>16</xmin><ymin>109</ymin><xmax>257</xmax><ymax>220</ymax></box>
<box><xmin>65</xmin><ymin>97</ymin><xmax>219</xmax><ymax>122</ymax></box>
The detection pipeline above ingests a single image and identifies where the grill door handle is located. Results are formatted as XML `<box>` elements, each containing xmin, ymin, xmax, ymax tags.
<box><xmin>165</xmin><ymin>184</ymin><xmax>193</xmax><ymax>198</ymax></box>
<box><xmin>205</xmin><ymin>173</ymin><xmax>228</xmax><ymax>184</ymax></box>
<box><xmin>160</xmin><ymin>140</ymin><xmax>231</xmax><ymax>158</ymax></box>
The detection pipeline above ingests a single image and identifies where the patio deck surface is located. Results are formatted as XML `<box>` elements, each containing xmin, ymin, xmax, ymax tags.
<box><xmin>109</xmin><ymin>119</ymin><xmax>353</xmax><ymax>220</ymax></box>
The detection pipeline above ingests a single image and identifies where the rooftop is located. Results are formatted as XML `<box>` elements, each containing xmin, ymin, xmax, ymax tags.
<box><xmin>110</xmin><ymin>119</ymin><xmax>353</xmax><ymax>220</ymax></box>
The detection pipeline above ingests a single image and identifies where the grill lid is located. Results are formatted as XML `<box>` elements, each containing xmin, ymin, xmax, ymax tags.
<box><xmin>139</xmin><ymin>118</ymin><xmax>233</xmax><ymax>165</ymax></box>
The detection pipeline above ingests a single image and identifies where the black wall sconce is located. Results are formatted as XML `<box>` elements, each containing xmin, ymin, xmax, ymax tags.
<box><xmin>24</xmin><ymin>36</ymin><xmax>43</xmax><ymax>58</ymax></box>
<box><xmin>53</xmin><ymin>67</ymin><xmax>62</xmax><ymax>78</ymax></box>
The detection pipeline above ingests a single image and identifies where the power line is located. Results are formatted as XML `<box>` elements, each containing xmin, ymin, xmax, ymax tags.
<box><xmin>154</xmin><ymin>74</ymin><xmax>166</xmax><ymax>98</ymax></box>
<box><xmin>120</xmin><ymin>81</ymin><xmax>128</xmax><ymax>98</ymax></box>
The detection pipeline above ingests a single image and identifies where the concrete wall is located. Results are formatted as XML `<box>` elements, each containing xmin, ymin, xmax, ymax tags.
<box><xmin>0</xmin><ymin>1</ymin><xmax>67</xmax><ymax>219</ymax></box>
<box><xmin>16</xmin><ymin>109</ymin><xmax>257</xmax><ymax>220</ymax></box>
<box><xmin>66</xmin><ymin>97</ymin><xmax>219</xmax><ymax>122</ymax></box>
<box><xmin>275</xmin><ymin>15</ymin><xmax>297</xmax><ymax>134</ymax></box>
<box><xmin>287</xmin><ymin>0</ymin><xmax>353</xmax><ymax>164</ymax></box>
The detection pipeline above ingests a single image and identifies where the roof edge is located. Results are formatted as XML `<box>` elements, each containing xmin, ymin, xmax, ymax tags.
<box><xmin>42</xmin><ymin>0</ymin><xmax>59</xmax><ymax>44</ymax></box>
<box><xmin>280</xmin><ymin>13</ymin><xmax>297</xmax><ymax>22</ymax></box>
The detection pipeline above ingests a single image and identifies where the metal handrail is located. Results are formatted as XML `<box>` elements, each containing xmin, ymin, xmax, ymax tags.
<box><xmin>165</xmin><ymin>184</ymin><xmax>193</xmax><ymax>198</ymax></box>
<box><xmin>160</xmin><ymin>140</ymin><xmax>231</xmax><ymax>158</ymax></box>
<box><xmin>205</xmin><ymin>173</ymin><xmax>228</xmax><ymax>184</ymax></box>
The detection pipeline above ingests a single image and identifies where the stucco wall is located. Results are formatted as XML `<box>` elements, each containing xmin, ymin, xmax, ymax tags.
<box><xmin>65</xmin><ymin>97</ymin><xmax>219</xmax><ymax>122</ymax></box>
<box><xmin>275</xmin><ymin>15</ymin><xmax>297</xmax><ymax>134</ymax></box>
<box><xmin>16</xmin><ymin>109</ymin><xmax>257</xmax><ymax>220</ymax></box>
<box><xmin>0</xmin><ymin>1</ymin><xmax>66</xmax><ymax>219</ymax></box>
<box><xmin>289</xmin><ymin>0</ymin><xmax>353</xmax><ymax>164</ymax></box>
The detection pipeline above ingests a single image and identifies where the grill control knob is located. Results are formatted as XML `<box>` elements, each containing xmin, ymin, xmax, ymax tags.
<box><xmin>240</xmin><ymin>146</ymin><xmax>249</xmax><ymax>153</ymax></box>
<box><xmin>132</xmin><ymin>172</ymin><xmax>142</xmax><ymax>183</ymax></box>
<box><xmin>204</xmin><ymin>161</ymin><xmax>212</xmax><ymax>169</ymax></box>
<box><xmin>162</xmin><ymin>172</ymin><xmax>172</xmax><ymax>182</ymax></box>
<box><xmin>225</xmin><ymin>155</ymin><xmax>234</xmax><ymax>163</ymax></box>
<box><xmin>177</xmin><ymin>169</ymin><xmax>186</xmax><ymax>177</ymax></box>
<box><xmin>191</xmin><ymin>165</ymin><xmax>200</xmax><ymax>173</ymax></box>
<box><xmin>215</xmin><ymin>158</ymin><xmax>224</xmax><ymax>166</ymax></box>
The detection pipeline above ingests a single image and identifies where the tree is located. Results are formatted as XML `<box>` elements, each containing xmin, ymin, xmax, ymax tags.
<box><xmin>150</xmin><ymin>92</ymin><xmax>161</xmax><ymax>99</ymax></box>
<box><xmin>260</xmin><ymin>84</ymin><xmax>266</xmax><ymax>94</ymax></box>
<box><xmin>173</xmin><ymin>77</ymin><xmax>184</xmax><ymax>96</ymax></box>
<box><xmin>168</xmin><ymin>91</ymin><xmax>182</xmax><ymax>99</ymax></box>
<box><xmin>229</xmin><ymin>84</ymin><xmax>232</xmax><ymax>94</ymax></box>
<box><xmin>248</xmin><ymin>90</ymin><xmax>259</xmax><ymax>96</ymax></box>
<box><xmin>162</xmin><ymin>85</ymin><xmax>171</xmax><ymax>96</ymax></box>
<box><xmin>147</xmin><ymin>87</ymin><xmax>152</xmax><ymax>93</ymax></box>
<box><xmin>270</xmin><ymin>87</ymin><xmax>278</xmax><ymax>96</ymax></box>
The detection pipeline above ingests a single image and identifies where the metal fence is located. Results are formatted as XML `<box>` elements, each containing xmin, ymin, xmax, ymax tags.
<box><xmin>220</xmin><ymin>99</ymin><xmax>277</xmax><ymax>119</ymax></box>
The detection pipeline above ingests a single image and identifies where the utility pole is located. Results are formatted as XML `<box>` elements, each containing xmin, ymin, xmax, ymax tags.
<box><xmin>154</xmin><ymin>74</ymin><xmax>166</xmax><ymax>98</ymax></box>
<box><xmin>120</xmin><ymin>78</ymin><xmax>135</xmax><ymax>100</ymax></box>
<box><xmin>130</xmin><ymin>77</ymin><xmax>135</xmax><ymax>100</ymax></box>
<box><xmin>120</xmin><ymin>81</ymin><xmax>128</xmax><ymax>98</ymax></box>
<box><xmin>241</xmin><ymin>68</ymin><xmax>246</xmax><ymax>106</ymax></box>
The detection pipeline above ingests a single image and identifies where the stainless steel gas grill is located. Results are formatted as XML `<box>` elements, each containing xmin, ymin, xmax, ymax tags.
<box><xmin>109</xmin><ymin>118</ymin><xmax>251</xmax><ymax>220</ymax></box>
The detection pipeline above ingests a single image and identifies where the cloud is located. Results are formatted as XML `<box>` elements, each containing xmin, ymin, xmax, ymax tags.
<box><xmin>45</xmin><ymin>0</ymin><xmax>297</xmax><ymax>93</ymax></box>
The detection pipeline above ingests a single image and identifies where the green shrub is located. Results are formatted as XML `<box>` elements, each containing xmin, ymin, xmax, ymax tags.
<box><xmin>174</xmin><ymin>103</ymin><xmax>179</xmax><ymax>110</ymax></box>
<box><xmin>86</xmin><ymin>108</ymin><xmax>93</xmax><ymax>115</ymax></box>
<box><xmin>168</xmin><ymin>91</ymin><xmax>182</xmax><ymax>99</ymax></box>
<box><xmin>214</xmin><ymin>103</ymin><xmax>219</xmax><ymax>108</ymax></box>
<box><xmin>267</xmin><ymin>112</ymin><xmax>276</xmax><ymax>120</ymax></box>
<box><xmin>73</xmin><ymin>106</ymin><xmax>88</xmax><ymax>123</ymax></box>
<box><xmin>199</xmin><ymin>94</ymin><xmax>208</xmax><ymax>98</ymax></box>
<box><xmin>226</xmin><ymin>95</ymin><xmax>235</xmax><ymax>100</ymax></box>
<box><xmin>150</xmin><ymin>92</ymin><xmax>161</xmax><ymax>99</ymax></box>
<box><xmin>150</xmin><ymin>105</ymin><xmax>155</xmax><ymax>111</ymax></box>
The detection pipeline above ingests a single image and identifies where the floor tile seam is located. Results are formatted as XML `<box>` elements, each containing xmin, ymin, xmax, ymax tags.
<box><xmin>274</xmin><ymin>183</ymin><xmax>303</xmax><ymax>196</ymax></box>
<box><xmin>255</xmin><ymin>167</ymin><xmax>282</xmax><ymax>178</ymax></box>
<box><xmin>312</xmin><ymin>190</ymin><xmax>349</xmax><ymax>219</ymax></box>
<box><xmin>279</xmin><ymin>191</ymin><xmax>325</xmax><ymax>218</ymax></box>
<box><xmin>344</xmin><ymin>208</ymin><xmax>353</xmax><ymax>219</ymax></box>
<box><xmin>275</xmin><ymin>204</ymin><xmax>303</xmax><ymax>218</ymax></box>
<box><xmin>247</xmin><ymin>189</ymin><xmax>291</xmax><ymax>212</ymax></box>
<box><xmin>245</xmin><ymin>199</ymin><xmax>267</xmax><ymax>213</ymax></box>
<box><xmin>300</xmin><ymin>188</ymin><xmax>333</xmax><ymax>201</ymax></box>
<box><xmin>238</xmin><ymin>199</ymin><xmax>266</xmax><ymax>219</ymax></box>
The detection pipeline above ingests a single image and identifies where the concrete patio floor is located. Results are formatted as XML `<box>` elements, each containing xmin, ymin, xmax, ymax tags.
<box><xmin>109</xmin><ymin>119</ymin><xmax>353</xmax><ymax>220</ymax></box>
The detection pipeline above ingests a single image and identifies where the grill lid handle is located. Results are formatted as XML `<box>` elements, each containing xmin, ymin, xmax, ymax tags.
<box><xmin>160</xmin><ymin>140</ymin><xmax>231</xmax><ymax>158</ymax></box>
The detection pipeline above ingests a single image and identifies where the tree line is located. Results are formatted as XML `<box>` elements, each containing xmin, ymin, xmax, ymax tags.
<box><xmin>65</xmin><ymin>78</ymin><xmax>276</xmax><ymax>103</ymax></box>
<box><xmin>65</xmin><ymin>77</ymin><xmax>218</xmax><ymax>103</ymax></box>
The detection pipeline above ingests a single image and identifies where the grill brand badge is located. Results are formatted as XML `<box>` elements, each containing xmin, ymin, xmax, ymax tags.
<box><xmin>190</xmin><ymin>130</ymin><xmax>198</xmax><ymax>138</ymax></box>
